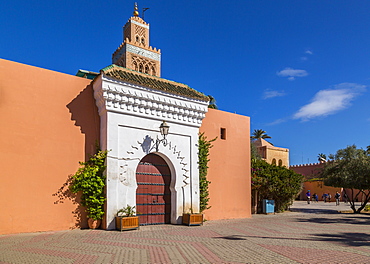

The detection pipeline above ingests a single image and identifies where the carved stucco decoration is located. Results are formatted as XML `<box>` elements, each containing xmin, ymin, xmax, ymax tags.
<box><xmin>94</xmin><ymin>76</ymin><xmax>208</xmax><ymax>127</ymax></box>
<box><xmin>114</xmin><ymin>135</ymin><xmax>190</xmax><ymax>187</ymax></box>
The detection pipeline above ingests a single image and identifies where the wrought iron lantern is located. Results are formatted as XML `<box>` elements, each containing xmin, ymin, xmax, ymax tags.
<box><xmin>156</xmin><ymin>121</ymin><xmax>169</xmax><ymax>151</ymax></box>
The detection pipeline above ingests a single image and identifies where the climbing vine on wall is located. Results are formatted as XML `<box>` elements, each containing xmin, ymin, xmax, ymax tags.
<box><xmin>70</xmin><ymin>149</ymin><xmax>108</xmax><ymax>220</ymax></box>
<box><xmin>198</xmin><ymin>133</ymin><xmax>216</xmax><ymax>213</ymax></box>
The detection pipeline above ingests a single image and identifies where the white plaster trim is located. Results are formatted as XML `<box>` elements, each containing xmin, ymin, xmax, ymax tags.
<box><xmin>109</xmin><ymin>127</ymin><xmax>191</xmax><ymax>187</ymax></box>
<box><xmin>131</xmin><ymin>19</ymin><xmax>150</xmax><ymax>29</ymax></box>
<box><xmin>94</xmin><ymin>75</ymin><xmax>209</xmax><ymax>128</ymax></box>
<box><xmin>126</xmin><ymin>44</ymin><xmax>161</xmax><ymax>61</ymax></box>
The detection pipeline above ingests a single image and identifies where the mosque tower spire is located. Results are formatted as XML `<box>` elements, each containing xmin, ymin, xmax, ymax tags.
<box><xmin>112</xmin><ymin>2</ymin><xmax>161</xmax><ymax>77</ymax></box>
<box><xmin>133</xmin><ymin>2</ymin><xmax>139</xmax><ymax>17</ymax></box>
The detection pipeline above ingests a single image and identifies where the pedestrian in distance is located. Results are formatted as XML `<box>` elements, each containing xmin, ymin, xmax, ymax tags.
<box><xmin>313</xmin><ymin>193</ymin><xmax>319</xmax><ymax>203</ymax></box>
<box><xmin>343</xmin><ymin>193</ymin><xmax>348</xmax><ymax>203</ymax></box>
<box><xmin>322</xmin><ymin>193</ymin><xmax>328</xmax><ymax>203</ymax></box>
<box><xmin>335</xmin><ymin>192</ymin><xmax>341</xmax><ymax>206</ymax></box>
<box><xmin>328</xmin><ymin>193</ymin><xmax>332</xmax><ymax>203</ymax></box>
<box><xmin>306</xmin><ymin>190</ymin><xmax>311</xmax><ymax>204</ymax></box>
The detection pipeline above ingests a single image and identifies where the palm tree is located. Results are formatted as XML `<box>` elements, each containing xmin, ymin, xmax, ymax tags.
<box><xmin>207</xmin><ymin>95</ymin><xmax>218</xmax><ymax>109</ymax></box>
<box><xmin>250</xmin><ymin>129</ymin><xmax>271</xmax><ymax>140</ymax></box>
<box><xmin>318</xmin><ymin>153</ymin><xmax>327</xmax><ymax>162</ymax></box>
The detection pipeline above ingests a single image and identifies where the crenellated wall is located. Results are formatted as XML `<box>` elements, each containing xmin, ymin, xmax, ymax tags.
<box><xmin>290</xmin><ymin>162</ymin><xmax>342</xmax><ymax>200</ymax></box>
<box><xmin>290</xmin><ymin>162</ymin><xmax>325</xmax><ymax>180</ymax></box>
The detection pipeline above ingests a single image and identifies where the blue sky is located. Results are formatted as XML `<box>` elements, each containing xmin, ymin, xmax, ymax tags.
<box><xmin>1</xmin><ymin>0</ymin><xmax>369</xmax><ymax>165</ymax></box>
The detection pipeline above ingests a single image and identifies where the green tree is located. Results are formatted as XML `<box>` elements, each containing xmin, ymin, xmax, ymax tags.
<box><xmin>198</xmin><ymin>133</ymin><xmax>216</xmax><ymax>213</ymax></box>
<box><xmin>252</xmin><ymin>159</ymin><xmax>303</xmax><ymax>212</ymax></box>
<box><xmin>321</xmin><ymin>145</ymin><xmax>370</xmax><ymax>213</ymax></box>
<box><xmin>250</xmin><ymin>129</ymin><xmax>271</xmax><ymax>140</ymax></box>
<box><xmin>251</xmin><ymin>142</ymin><xmax>262</xmax><ymax>161</ymax></box>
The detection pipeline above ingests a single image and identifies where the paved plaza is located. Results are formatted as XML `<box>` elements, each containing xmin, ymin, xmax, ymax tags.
<box><xmin>1</xmin><ymin>201</ymin><xmax>370</xmax><ymax>263</ymax></box>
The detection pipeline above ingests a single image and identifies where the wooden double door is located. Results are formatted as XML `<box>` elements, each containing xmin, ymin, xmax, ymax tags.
<box><xmin>136</xmin><ymin>154</ymin><xmax>171</xmax><ymax>225</ymax></box>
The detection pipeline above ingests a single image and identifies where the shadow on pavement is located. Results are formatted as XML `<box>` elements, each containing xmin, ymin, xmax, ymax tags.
<box><xmin>290</xmin><ymin>207</ymin><xmax>340</xmax><ymax>214</ymax></box>
<box><xmin>215</xmin><ymin>235</ymin><xmax>247</xmax><ymax>240</ymax></box>
<box><xmin>314</xmin><ymin>232</ymin><xmax>370</xmax><ymax>247</ymax></box>
<box><xmin>295</xmin><ymin>215</ymin><xmax>370</xmax><ymax>225</ymax></box>
<box><xmin>214</xmin><ymin>232</ymin><xmax>370</xmax><ymax>247</ymax></box>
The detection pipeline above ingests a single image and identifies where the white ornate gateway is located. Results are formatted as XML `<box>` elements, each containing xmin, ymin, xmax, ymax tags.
<box><xmin>93</xmin><ymin>5</ymin><xmax>209</xmax><ymax>229</ymax></box>
<box><xmin>93</xmin><ymin>65</ymin><xmax>208</xmax><ymax>228</ymax></box>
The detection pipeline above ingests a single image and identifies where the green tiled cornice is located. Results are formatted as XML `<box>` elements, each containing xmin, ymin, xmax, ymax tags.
<box><xmin>101</xmin><ymin>65</ymin><xmax>208</xmax><ymax>101</ymax></box>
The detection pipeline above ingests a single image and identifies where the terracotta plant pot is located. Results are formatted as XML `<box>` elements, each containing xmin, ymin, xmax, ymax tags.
<box><xmin>88</xmin><ymin>218</ymin><xmax>101</xmax><ymax>229</ymax></box>
<box><xmin>182</xmin><ymin>213</ymin><xmax>203</xmax><ymax>226</ymax></box>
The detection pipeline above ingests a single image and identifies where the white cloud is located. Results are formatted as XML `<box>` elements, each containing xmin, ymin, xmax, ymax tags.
<box><xmin>277</xmin><ymin>67</ymin><xmax>308</xmax><ymax>81</ymax></box>
<box><xmin>266</xmin><ymin>118</ymin><xmax>287</xmax><ymax>126</ymax></box>
<box><xmin>263</xmin><ymin>89</ymin><xmax>286</xmax><ymax>99</ymax></box>
<box><xmin>305</xmin><ymin>50</ymin><xmax>313</xmax><ymax>55</ymax></box>
<box><xmin>293</xmin><ymin>83</ymin><xmax>366</xmax><ymax>121</ymax></box>
<box><xmin>301</xmin><ymin>50</ymin><xmax>313</xmax><ymax>61</ymax></box>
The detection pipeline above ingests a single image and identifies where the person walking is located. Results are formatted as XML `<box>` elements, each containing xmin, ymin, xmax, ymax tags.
<box><xmin>313</xmin><ymin>193</ymin><xmax>319</xmax><ymax>202</ymax></box>
<box><xmin>335</xmin><ymin>191</ymin><xmax>341</xmax><ymax>206</ymax></box>
<box><xmin>328</xmin><ymin>193</ymin><xmax>332</xmax><ymax>203</ymax></box>
<box><xmin>343</xmin><ymin>193</ymin><xmax>348</xmax><ymax>203</ymax></box>
<box><xmin>306</xmin><ymin>190</ymin><xmax>311</xmax><ymax>204</ymax></box>
<box><xmin>322</xmin><ymin>193</ymin><xmax>328</xmax><ymax>203</ymax></box>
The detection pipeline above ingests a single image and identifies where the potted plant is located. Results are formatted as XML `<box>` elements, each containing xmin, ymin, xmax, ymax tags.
<box><xmin>116</xmin><ymin>205</ymin><xmax>139</xmax><ymax>231</ymax></box>
<box><xmin>70</xmin><ymin>149</ymin><xmax>108</xmax><ymax>229</ymax></box>
<box><xmin>182</xmin><ymin>209</ymin><xmax>204</xmax><ymax>226</ymax></box>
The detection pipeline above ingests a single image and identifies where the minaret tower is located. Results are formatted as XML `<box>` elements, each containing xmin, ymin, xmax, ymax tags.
<box><xmin>112</xmin><ymin>3</ymin><xmax>161</xmax><ymax>77</ymax></box>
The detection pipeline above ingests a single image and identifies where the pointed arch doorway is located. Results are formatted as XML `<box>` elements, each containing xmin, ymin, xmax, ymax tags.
<box><xmin>136</xmin><ymin>153</ymin><xmax>171</xmax><ymax>225</ymax></box>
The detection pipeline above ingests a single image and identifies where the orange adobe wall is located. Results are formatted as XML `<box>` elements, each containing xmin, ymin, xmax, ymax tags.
<box><xmin>290</xmin><ymin>163</ymin><xmax>341</xmax><ymax>201</ymax></box>
<box><xmin>300</xmin><ymin>181</ymin><xmax>341</xmax><ymax>201</ymax></box>
<box><xmin>0</xmin><ymin>59</ymin><xmax>99</xmax><ymax>234</ymax></box>
<box><xmin>200</xmin><ymin>108</ymin><xmax>251</xmax><ymax>220</ymax></box>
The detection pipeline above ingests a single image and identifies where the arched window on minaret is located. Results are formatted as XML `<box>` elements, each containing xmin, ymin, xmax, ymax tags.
<box><xmin>111</xmin><ymin>2</ymin><xmax>161</xmax><ymax>77</ymax></box>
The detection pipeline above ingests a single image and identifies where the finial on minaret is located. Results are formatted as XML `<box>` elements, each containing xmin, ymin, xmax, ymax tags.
<box><xmin>133</xmin><ymin>2</ymin><xmax>139</xmax><ymax>17</ymax></box>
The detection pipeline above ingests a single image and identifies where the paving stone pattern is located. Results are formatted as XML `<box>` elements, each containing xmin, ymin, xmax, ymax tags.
<box><xmin>1</xmin><ymin>201</ymin><xmax>370</xmax><ymax>263</ymax></box>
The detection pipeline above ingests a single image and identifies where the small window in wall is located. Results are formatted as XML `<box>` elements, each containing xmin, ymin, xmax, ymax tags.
<box><xmin>220</xmin><ymin>128</ymin><xmax>226</xmax><ymax>140</ymax></box>
<box><xmin>272</xmin><ymin>158</ymin><xmax>277</xmax><ymax>165</ymax></box>
<box><xmin>278</xmin><ymin>159</ymin><xmax>283</xmax><ymax>166</ymax></box>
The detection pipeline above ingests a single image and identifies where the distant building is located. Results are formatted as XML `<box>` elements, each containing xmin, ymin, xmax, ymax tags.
<box><xmin>252</xmin><ymin>138</ymin><xmax>289</xmax><ymax>167</ymax></box>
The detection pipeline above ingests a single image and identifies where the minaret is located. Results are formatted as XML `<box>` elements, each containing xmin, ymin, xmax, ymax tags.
<box><xmin>112</xmin><ymin>3</ymin><xmax>161</xmax><ymax>77</ymax></box>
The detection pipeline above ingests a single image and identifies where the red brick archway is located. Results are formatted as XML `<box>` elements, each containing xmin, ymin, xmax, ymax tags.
<box><xmin>136</xmin><ymin>153</ymin><xmax>171</xmax><ymax>225</ymax></box>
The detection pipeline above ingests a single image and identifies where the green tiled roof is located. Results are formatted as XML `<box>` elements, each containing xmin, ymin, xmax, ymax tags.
<box><xmin>101</xmin><ymin>65</ymin><xmax>208</xmax><ymax>101</ymax></box>
<box><xmin>76</xmin><ymin>69</ymin><xmax>99</xmax><ymax>80</ymax></box>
